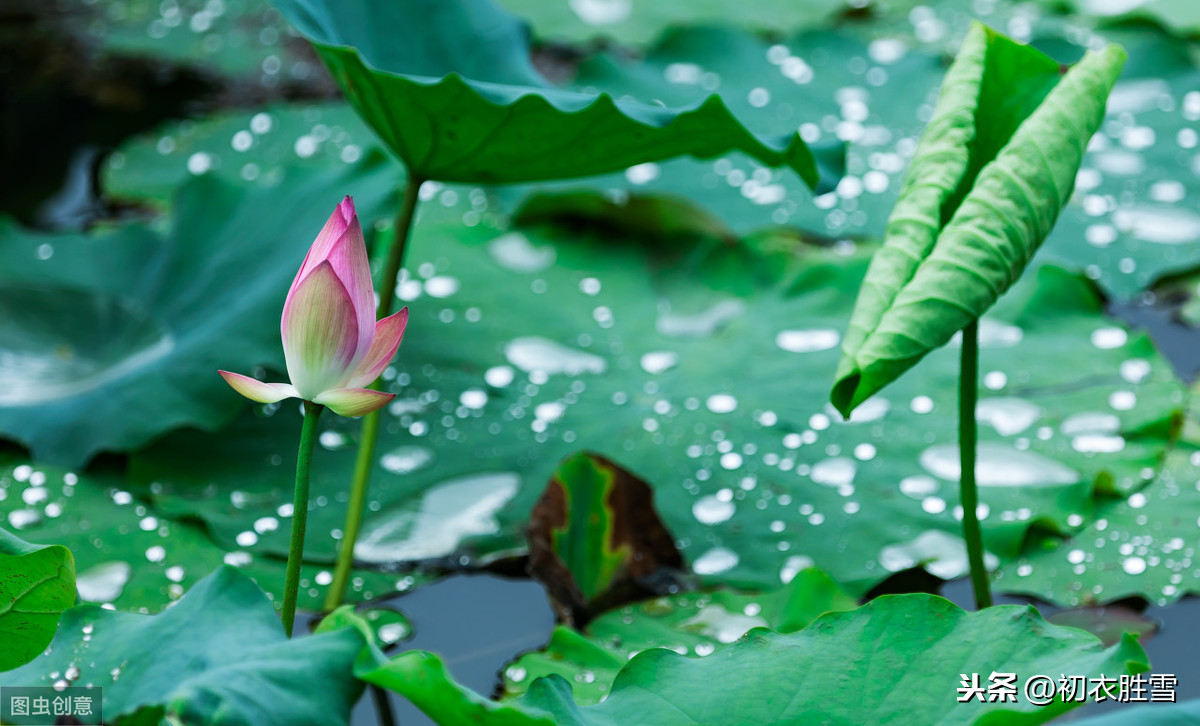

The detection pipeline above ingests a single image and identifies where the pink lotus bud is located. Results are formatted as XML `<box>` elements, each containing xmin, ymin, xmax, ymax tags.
<box><xmin>219</xmin><ymin>196</ymin><xmax>407</xmax><ymax>417</ymax></box>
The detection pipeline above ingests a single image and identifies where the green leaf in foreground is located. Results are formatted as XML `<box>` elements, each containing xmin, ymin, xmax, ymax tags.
<box><xmin>267</xmin><ymin>0</ymin><xmax>826</xmax><ymax>187</ymax></box>
<box><xmin>527</xmin><ymin>452</ymin><xmax>682</xmax><ymax>625</ymax></box>
<box><xmin>832</xmin><ymin>23</ymin><xmax>1126</xmax><ymax>416</ymax></box>
<box><xmin>371</xmin><ymin>593</ymin><xmax>1149</xmax><ymax>725</ymax></box>
<box><xmin>0</xmin><ymin>527</ymin><xmax>75</xmax><ymax>672</ymax></box>
<box><xmin>0</xmin><ymin>567</ymin><xmax>366</xmax><ymax>726</ymax></box>
<box><xmin>503</xmin><ymin>568</ymin><xmax>857</xmax><ymax>704</ymax></box>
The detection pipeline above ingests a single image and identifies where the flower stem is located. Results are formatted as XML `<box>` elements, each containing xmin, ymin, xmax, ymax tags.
<box><xmin>324</xmin><ymin>175</ymin><xmax>424</xmax><ymax>612</ymax></box>
<box><xmin>959</xmin><ymin>319</ymin><xmax>991</xmax><ymax>609</ymax></box>
<box><xmin>282</xmin><ymin>401</ymin><xmax>324</xmax><ymax>637</ymax></box>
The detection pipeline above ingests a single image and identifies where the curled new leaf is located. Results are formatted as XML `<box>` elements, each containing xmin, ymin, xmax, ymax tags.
<box><xmin>527</xmin><ymin>452</ymin><xmax>683</xmax><ymax>627</ymax></box>
<box><xmin>267</xmin><ymin>0</ymin><xmax>825</xmax><ymax>187</ymax></box>
<box><xmin>831</xmin><ymin>23</ymin><xmax>1126</xmax><ymax>416</ymax></box>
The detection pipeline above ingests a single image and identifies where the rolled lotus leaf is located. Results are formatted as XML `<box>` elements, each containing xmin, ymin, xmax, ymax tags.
<box><xmin>831</xmin><ymin>23</ymin><xmax>1126</xmax><ymax>416</ymax></box>
<box><xmin>268</xmin><ymin>0</ymin><xmax>824</xmax><ymax>186</ymax></box>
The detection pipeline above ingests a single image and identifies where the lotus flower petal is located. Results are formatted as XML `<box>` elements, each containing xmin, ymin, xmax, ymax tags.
<box><xmin>291</xmin><ymin>196</ymin><xmax>352</xmax><ymax>292</ymax></box>
<box><xmin>347</xmin><ymin>308</ymin><xmax>409</xmax><ymax>389</ymax></box>
<box><xmin>323</xmin><ymin>210</ymin><xmax>375</xmax><ymax>363</ymax></box>
<box><xmin>218</xmin><ymin>371</ymin><xmax>298</xmax><ymax>404</ymax></box>
<box><xmin>282</xmin><ymin>260</ymin><xmax>360</xmax><ymax>399</ymax></box>
<box><xmin>313</xmin><ymin>387</ymin><xmax>396</xmax><ymax>417</ymax></box>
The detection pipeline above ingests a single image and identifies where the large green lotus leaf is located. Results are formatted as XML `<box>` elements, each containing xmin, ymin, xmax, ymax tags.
<box><xmin>266</xmin><ymin>0</ymin><xmax>826</xmax><ymax>187</ymax></box>
<box><xmin>372</xmin><ymin>594</ymin><xmax>1149</xmax><ymax>725</ymax></box>
<box><xmin>59</xmin><ymin>0</ymin><xmax>308</xmax><ymax>81</ymax></box>
<box><xmin>102</xmin><ymin>103</ymin><xmax>386</xmax><ymax>206</ymax></box>
<box><xmin>502</xmin><ymin>568</ymin><xmax>857</xmax><ymax>704</ymax></box>
<box><xmin>831</xmin><ymin>24</ymin><xmax>1125</xmax><ymax>416</ymax></box>
<box><xmin>1041</xmin><ymin>0</ymin><xmax>1200</xmax><ymax>37</ymax></box>
<box><xmin>0</xmin><ymin>527</ymin><xmax>75</xmax><ymax>671</ymax></box>
<box><xmin>497</xmin><ymin>0</ymin><xmax>849</xmax><ymax>45</ymax></box>
<box><xmin>0</xmin><ymin>566</ymin><xmax>367</xmax><ymax>725</ymax></box>
<box><xmin>499</xmin><ymin>25</ymin><xmax>944</xmax><ymax>238</ymax></box>
<box><xmin>996</xmin><ymin>448</ymin><xmax>1200</xmax><ymax>607</ymax></box>
<box><xmin>0</xmin><ymin>457</ymin><xmax>415</xmax><ymax>613</ymax></box>
<box><xmin>0</xmin><ymin>159</ymin><xmax>398</xmax><ymax>466</ymax></box>
<box><xmin>1034</xmin><ymin>29</ymin><xmax>1200</xmax><ymax>298</ymax></box>
<box><xmin>129</xmin><ymin>209</ymin><xmax>1182</xmax><ymax>595</ymax></box>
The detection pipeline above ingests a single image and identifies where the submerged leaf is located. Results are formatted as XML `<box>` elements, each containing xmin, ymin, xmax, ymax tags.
<box><xmin>832</xmin><ymin>23</ymin><xmax>1126</xmax><ymax>416</ymax></box>
<box><xmin>267</xmin><ymin>0</ymin><xmax>826</xmax><ymax>186</ymax></box>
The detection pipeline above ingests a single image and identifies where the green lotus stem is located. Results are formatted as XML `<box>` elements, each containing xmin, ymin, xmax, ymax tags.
<box><xmin>325</xmin><ymin>175</ymin><xmax>425</xmax><ymax>611</ymax></box>
<box><xmin>959</xmin><ymin>320</ymin><xmax>991</xmax><ymax>609</ymax></box>
<box><xmin>283</xmin><ymin>401</ymin><xmax>324</xmax><ymax>637</ymax></box>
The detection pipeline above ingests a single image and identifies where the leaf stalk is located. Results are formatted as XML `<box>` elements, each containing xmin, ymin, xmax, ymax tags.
<box><xmin>325</xmin><ymin>175</ymin><xmax>425</xmax><ymax>611</ymax></box>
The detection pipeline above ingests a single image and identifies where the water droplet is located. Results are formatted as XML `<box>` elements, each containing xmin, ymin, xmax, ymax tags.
<box><xmin>692</xmin><ymin>547</ymin><xmax>739</xmax><ymax>575</ymax></box>
<box><xmin>706</xmin><ymin>394</ymin><xmax>738</xmax><ymax>414</ymax></box>
<box><xmin>487</xmin><ymin>232</ymin><xmax>556</xmax><ymax>272</ymax></box>
<box><xmin>459</xmin><ymin>389</ymin><xmax>488</xmax><ymax>409</ymax></box>
<box><xmin>165</xmin><ymin>565</ymin><xmax>185</xmax><ymax>583</ymax></box>
<box><xmin>976</xmin><ymin>398</ymin><xmax>1041</xmax><ymax>436</ymax></box>
<box><xmin>919</xmin><ymin>443</ymin><xmax>1079</xmax><ymax>487</ymax></box>
<box><xmin>780</xmin><ymin>555</ymin><xmax>814</xmax><ymax>584</ymax></box>
<box><xmin>424</xmin><ymin>276</ymin><xmax>459</xmax><ymax>298</ymax></box>
<box><xmin>811</xmin><ymin>457</ymin><xmax>856</xmax><ymax>487</ymax></box>
<box><xmin>1109</xmin><ymin>391</ymin><xmax>1137</xmax><ymax>411</ymax></box>
<box><xmin>1112</xmin><ymin>206</ymin><xmax>1200</xmax><ymax>244</ymax></box>
<box><xmin>187</xmin><ymin>152</ymin><xmax>214</xmax><ymax>175</ymax></box>
<box><xmin>7</xmin><ymin>508</ymin><xmax>41</xmax><ymax>529</ymax></box>
<box><xmin>1091</xmin><ymin>327</ymin><xmax>1128</xmax><ymax>349</ymax></box>
<box><xmin>1122</xmin><ymin>556</ymin><xmax>1147</xmax><ymax>575</ymax></box>
<box><xmin>569</xmin><ymin>0</ymin><xmax>632</xmax><ymax>25</ymax></box>
<box><xmin>506</xmin><ymin>666</ymin><xmax>527</xmax><ymax>683</ymax></box>
<box><xmin>484</xmin><ymin>366</ymin><xmax>515</xmax><ymax>388</ymax></box>
<box><xmin>381</xmin><ymin>446</ymin><xmax>434</xmax><ymax>475</ymax></box>
<box><xmin>983</xmin><ymin>371</ymin><xmax>1007</xmax><ymax>390</ymax></box>
<box><xmin>224</xmin><ymin>551</ymin><xmax>252</xmax><ymax>567</ymax></box>
<box><xmin>775</xmin><ymin>329</ymin><xmax>839</xmax><ymax>353</ymax></box>
<box><xmin>319</xmin><ymin>431</ymin><xmax>351</xmax><ymax>450</ymax></box>
<box><xmin>534</xmin><ymin>402</ymin><xmax>566</xmax><ymax>423</ymax></box>
<box><xmin>899</xmin><ymin>475</ymin><xmax>938</xmax><ymax>498</ymax></box>
<box><xmin>254</xmin><ymin>516</ymin><xmax>279</xmax><ymax>534</ymax></box>
<box><xmin>354</xmin><ymin>472</ymin><xmax>520</xmax><ymax>563</ymax></box>
<box><xmin>1120</xmin><ymin>359</ymin><xmax>1151</xmax><ymax>384</ymax></box>
<box><xmin>683</xmin><ymin>605</ymin><xmax>767</xmax><ymax>643</ymax></box>
<box><xmin>76</xmin><ymin>562</ymin><xmax>131</xmax><ymax>602</ymax></box>
<box><xmin>145</xmin><ymin>545</ymin><xmax>166</xmax><ymax>562</ymax></box>
<box><xmin>640</xmin><ymin>351</ymin><xmax>679</xmax><ymax>374</ymax></box>
<box><xmin>505</xmin><ymin>337</ymin><xmax>606</xmax><ymax>375</ymax></box>
<box><xmin>879</xmin><ymin>530</ymin><xmax>999</xmax><ymax>579</ymax></box>
<box><xmin>693</xmin><ymin>495</ymin><xmax>735</xmax><ymax>524</ymax></box>
<box><xmin>235</xmin><ymin>531</ymin><xmax>257</xmax><ymax>547</ymax></box>
<box><xmin>910</xmin><ymin>395</ymin><xmax>934</xmax><ymax>414</ymax></box>
<box><xmin>1061</xmin><ymin>412</ymin><xmax>1121</xmax><ymax>436</ymax></box>
<box><xmin>656</xmin><ymin>300</ymin><xmax>745</xmax><ymax>337</ymax></box>
<box><xmin>626</xmin><ymin>162</ymin><xmax>660</xmax><ymax>185</ymax></box>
